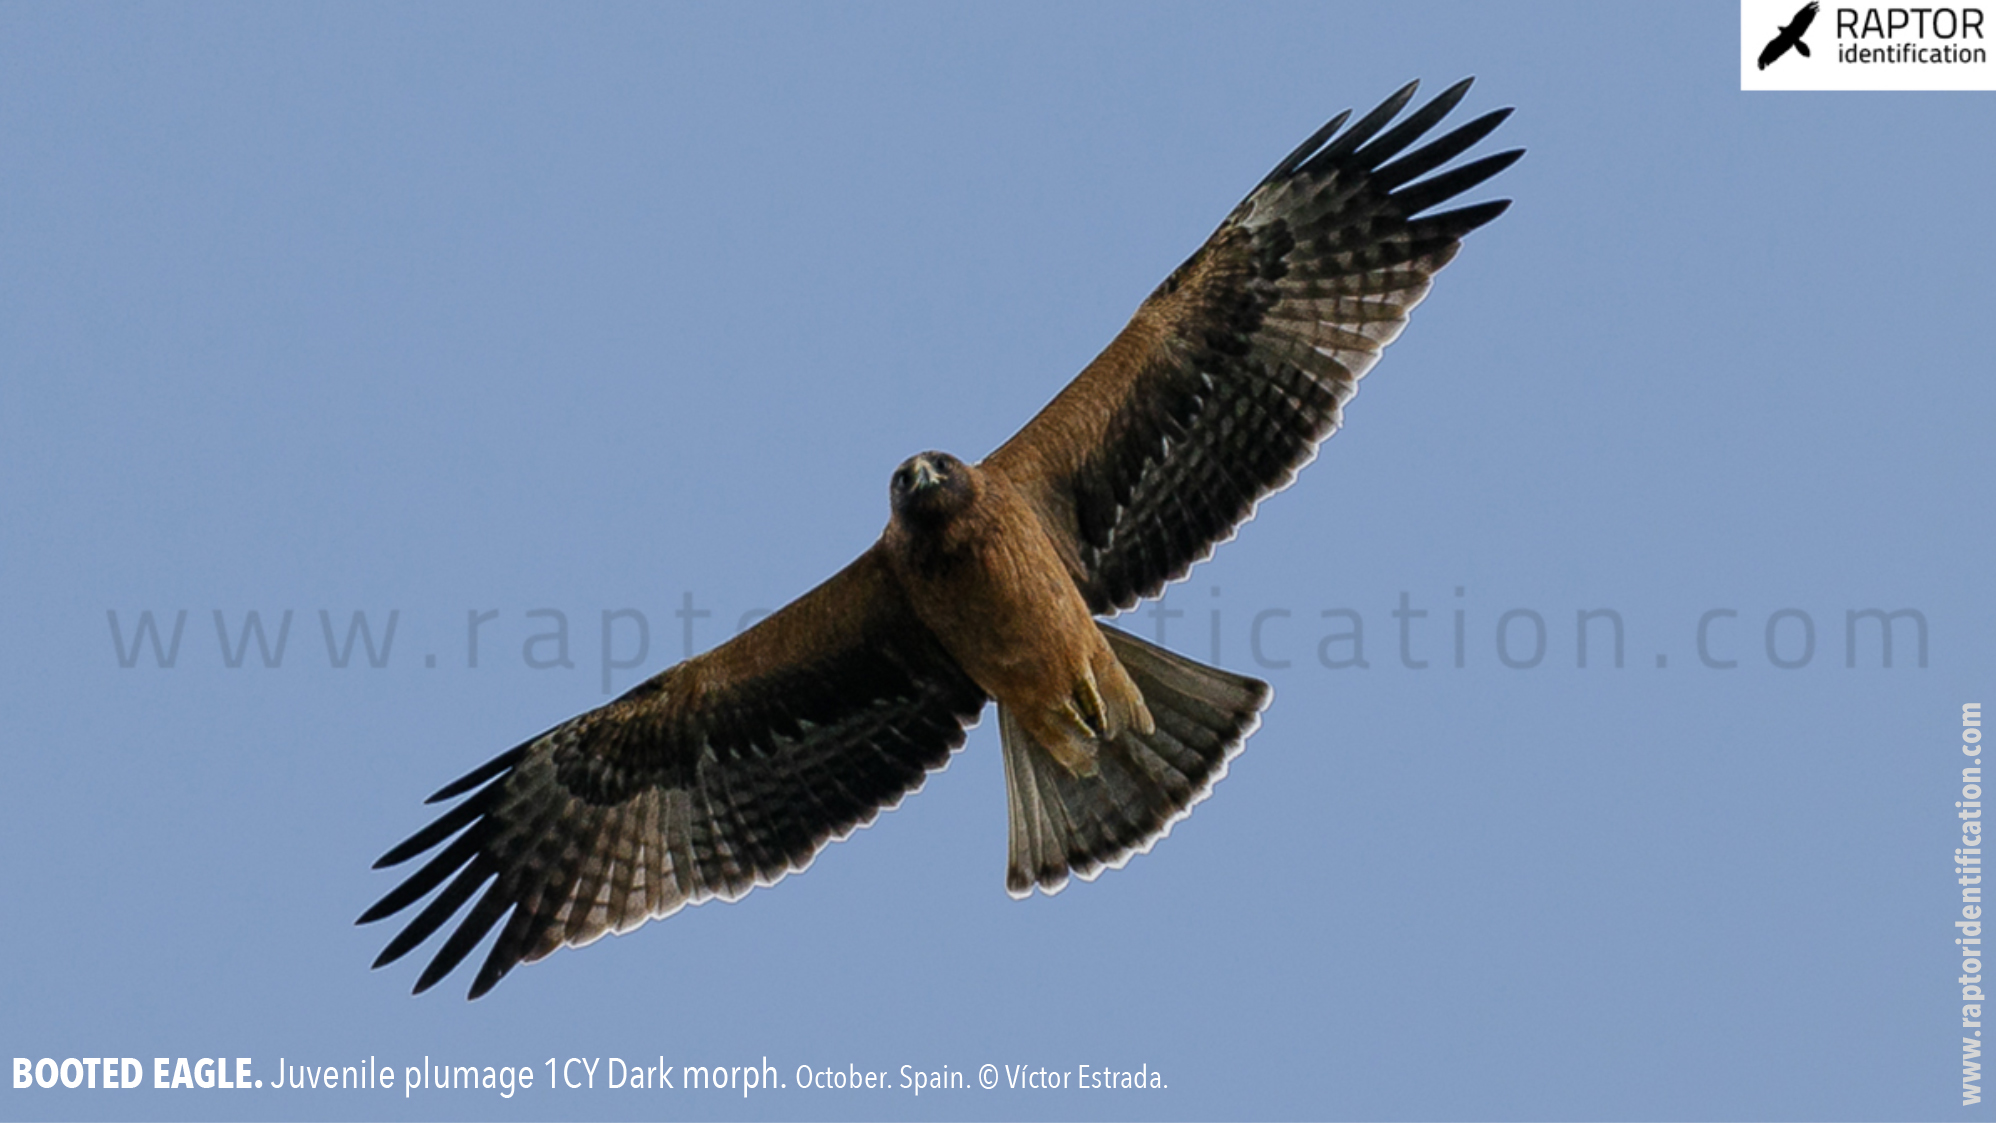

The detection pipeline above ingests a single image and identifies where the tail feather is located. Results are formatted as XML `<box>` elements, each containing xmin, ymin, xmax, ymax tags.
<box><xmin>1002</xmin><ymin>623</ymin><xmax>1271</xmax><ymax>897</ymax></box>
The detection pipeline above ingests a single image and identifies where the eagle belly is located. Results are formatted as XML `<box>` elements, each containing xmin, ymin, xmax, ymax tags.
<box><xmin>889</xmin><ymin>471</ymin><xmax>1149</xmax><ymax>775</ymax></box>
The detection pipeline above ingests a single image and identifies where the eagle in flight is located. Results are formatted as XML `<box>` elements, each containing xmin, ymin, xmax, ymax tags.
<box><xmin>362</xmin><ymin>79</ymin><xmax>1519</xmax><ymax>998</ymax></box>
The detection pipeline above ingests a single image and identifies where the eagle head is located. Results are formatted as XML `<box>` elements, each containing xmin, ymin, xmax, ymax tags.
<box><xmin>890</xmin><ymin>450</ymin><xmax>975</xmax><ymax>526</ymax></box>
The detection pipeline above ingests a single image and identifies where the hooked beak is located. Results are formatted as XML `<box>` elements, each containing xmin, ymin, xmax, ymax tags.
<box><xmin>909</xmin><ymin>457</ymin><xmax>941</xmax><ymax>491</ymax></box>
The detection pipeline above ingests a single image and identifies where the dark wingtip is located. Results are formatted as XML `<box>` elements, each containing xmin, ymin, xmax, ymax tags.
<box><xmin>426</xmin><ymin>743</ymin><xmax>528</xmax><ymax>804</ymax></box>
<box><xmin>1296</xmin><ymin>79</ymin><xmax>1425</xmax><ymax>177</ymax></box>
<box><xmin>374</xmin><ymin>782</ymin><xmax>499</xmax><ymax>869</ymax></box>
<box><xmin>1488</xmin><ymin>148</ymin><xmax>1527</xmax><ymax>178</ymax></box>
<box><xmin>467</xmin><ymin>961</ymin><xmax>512</xmax><ymax>1001</ymax></box>
<box><xmin>1428</xmin><ymin>75</ymin><xmax>1476</xmax><ymax>114</ymax></box>
<box><xmin>357</xmin><ymin>829</ymin><xmax>484</xmax><ymax>932</ymax></box>
<box><xmin>1403</xmin><ymin>76</ymin><xmax>1474</xmax><ymax>133</ymax></box>
<box><xmin>1352</xmin><ymin>77</ymin><xmax>1495</xmax><ymax>174</ymax></box>
<box><xmin>407</xmin><ymin>882</ymin><xmax>514</xmax><ymax>997</ymax></box>
<box><xmin>1424</xmin><ymin>197</ymin><xmax>1516</xmax><ymax>239</ymax></box>
<box><xmin>1394</xmin><ymin>147</ymin><xmax>1526</xmax><ymax>218</ymax></box>
<box><xmin>1262</xmin><ymin>109</ymin><xmax>1351</xmax><ymax>186</ymax></box>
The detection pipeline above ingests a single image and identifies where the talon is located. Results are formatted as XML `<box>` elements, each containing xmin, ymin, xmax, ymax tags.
<box><xmin>1068</xmin><ymin>681</ymin><xmax>1110</xmax><ymax>741</ymax></box>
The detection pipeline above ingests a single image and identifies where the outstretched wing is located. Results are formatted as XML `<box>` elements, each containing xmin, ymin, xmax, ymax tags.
<box><xmin>985</xmin><ymin>79</ymin><xmax>1519</xmax><ymax>614</ymax></box>
<box><xmin>358</xmin><ymin>546</ymin><xmax>987</xmax><ymax>998</ymax></box>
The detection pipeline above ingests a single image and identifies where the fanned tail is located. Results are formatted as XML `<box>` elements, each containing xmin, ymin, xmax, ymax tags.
<box><xmin>1001</xmin><ymin>623</ymin><xmax>1271</xmax><ymax>897</ymax></box>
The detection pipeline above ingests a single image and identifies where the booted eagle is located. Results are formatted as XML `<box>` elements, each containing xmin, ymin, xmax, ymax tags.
<box><xmin>362</xmin><ymin>79</ymin><xmax>1519</xmax><ymax>998</ymax></box>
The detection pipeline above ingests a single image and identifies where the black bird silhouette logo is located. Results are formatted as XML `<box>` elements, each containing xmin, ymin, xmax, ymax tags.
<box><xmin>1759</xmin><ymin>2</ymin><xmax>1819</xmax><ymax>68</ymax></box>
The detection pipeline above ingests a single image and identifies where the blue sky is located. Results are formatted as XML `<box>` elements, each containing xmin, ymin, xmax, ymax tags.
<box><xmin>3</xmin><ymin>3</ymin><xmax>1992</xmax><ymax>1120</ymax></box>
